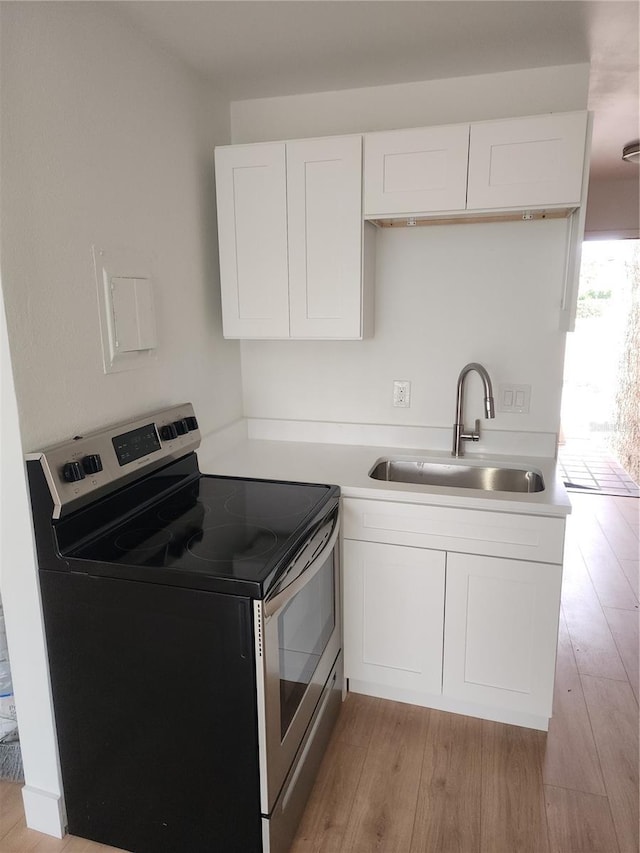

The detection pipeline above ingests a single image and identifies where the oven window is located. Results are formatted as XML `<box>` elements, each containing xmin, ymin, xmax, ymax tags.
<box><xmin>278</xmin><ymin>552</ymin><xmax>335</xmax><ymax>740</ymax></box>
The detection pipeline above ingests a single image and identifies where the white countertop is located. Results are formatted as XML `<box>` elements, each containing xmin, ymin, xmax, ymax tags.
<box><xmin>198</xmin><ymin>436</ymin><xmax>571</xmax><ymax>518</ymax></box>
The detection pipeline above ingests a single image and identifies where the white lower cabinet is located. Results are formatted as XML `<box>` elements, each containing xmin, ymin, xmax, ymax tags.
<box><xmin>342</xmin><ymin>498</ymin><xmax>565</xmax><ymax>730</ymax></box>
<box><xmin>343</xmin><ymin>539</ymin><xmax>445</xmax><ymax>697</ymax></box>
<box><xmin>443</xmin><ymin>552</ymin><xmax>562</xmax><ymax>719</ymax></box>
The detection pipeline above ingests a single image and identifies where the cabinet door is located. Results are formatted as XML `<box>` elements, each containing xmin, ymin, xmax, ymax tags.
<box><xmin>466</xmin><ymin>111</ymin><xmax>588</xmax><ymax>210</ymax></box>
<box><xmin>443</xmin><ymin>553</ymin><xmax>562</xmax><ymax>717</ymax></box>
<box><xmin>214</xmin><ymin>143</ymin><xmax>290</xmax><ymax>338</ymax></box>
<box><xmin>363</xmin><ymin>124</ymin><xmax>470</xmax><ymax>217</ymax></box>
<box><xmin>343</xmin><ymin>539</ymin><xmax>445</xmax><ymax>696</ymax></box>
<box><xmin>287</xmin><ymin>136</ymin><xmax>364</xmax><ymax>339</ymax></box>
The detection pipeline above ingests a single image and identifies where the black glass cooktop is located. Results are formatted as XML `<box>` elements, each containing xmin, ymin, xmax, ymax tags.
<box><xmin>67</xmin><ymin>475</ymin><xmax>338</xmax><ymax>597</ymax></box>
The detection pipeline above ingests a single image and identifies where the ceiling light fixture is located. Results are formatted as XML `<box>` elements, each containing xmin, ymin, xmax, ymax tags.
<box><xmin>622</xmin><ymin>141</ymin><xmax>640</xmax><ymax>164</ymax></box>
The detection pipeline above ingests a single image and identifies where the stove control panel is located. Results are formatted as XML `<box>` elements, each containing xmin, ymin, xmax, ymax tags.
<box><xmin>27</xmin><ymin>403</ymin><xmax>201</xmax><ymax>519</ymax></box>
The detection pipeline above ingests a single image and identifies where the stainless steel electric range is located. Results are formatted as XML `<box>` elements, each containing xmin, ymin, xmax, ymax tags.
<box><xmin>26</xmin><ymin>403</ymin><xmax>342</xmax><ymax>853</ymax></box>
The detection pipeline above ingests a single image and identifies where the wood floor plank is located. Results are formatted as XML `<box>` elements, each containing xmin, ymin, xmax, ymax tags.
<box><xmin>0</xmin><ymin>781</ymin><xmax>24</xmax><ymax>840</ymax></box>
<box><xmin>611</xmin><ymin>497</ymin><xmax>639</xmax><ymax>530</ymax></box>
<box><xmin>542</xmin><ymin>610</ymin><xmax>606</xmax><ymax>796</ymax></box>
<box><xmin>591</xmin><ymin>497</ymin><xmax>640</xmax><ymax>560</ymax></box>
<box><xmin>290</xmin><ymin>691</ymin><xmax>381</xmax><ymax>851</ymax></box>
<box><xmin>291</xmin><ymin>698</ymin><xmax>373</xmax><ymax>853</ymax></box>
<box><xmin>603</xmin><ymin>606</ymin><xmax>639</xmax><ymax>703</ymax></box>
<box><xmin>1</xmin><ymin>817</ymin><xmax>71</xmax><ymax>852</ymax></box>
<box><xmin>290</xmin><ymin>739</ymin><xmax>367</xmax><ymax>853</ymax></box>
<box><xmin>577</xmin><ymin>521</ymin><xmax>638</xmax><ymax>610</ymax></box>
<box><xmin>618</xmin><ymin>559</ymin><xmax>639</xmax><ymax>598</ymax></box>
<box><xmin>561</xmin><ymin>539</ymin><xmax>629</xmax><ymax>680</ymax></box>
<box><xmin>480</xmin><ymin>721</ymin><xmax>550</xmax><ymax>853</ymax></box>
<box><xmin>544</xmin><ymin>785</ymin><xmax>620</xmax><ymax>853</ymax></box>
<box><xmin>60</xmin><ymin>837</ymin><xmax>127</xmax><ymax>852</ymax></box>
<box><xmin>409</xmin><ymin>710</ymin><xmax>482</xmax><ymax>853</ymax></box>
<box><xmin>332</xmin><ymin>692</ymin><xmax>382</xmax><ymax>749</ymax></box>
<box><xmin>340</xmin><ymin>699</ymin><xmax>429</xmax><ymax>853</ymax></box>
<box><xmin>581</xmin><ymin>675</ymin><xmax>639</xmax><ymax>853</ymax></box>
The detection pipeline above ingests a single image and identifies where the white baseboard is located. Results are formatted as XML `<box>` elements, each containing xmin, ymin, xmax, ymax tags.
<box><xmin>22</xmin><ymin>785</ymin><xmax>66</xmax><ymax>837</ymax></box>
<box><xmin>348</xmin><ymin>679</ymin><xmax>550</xmax><ymax>731</ymax></box>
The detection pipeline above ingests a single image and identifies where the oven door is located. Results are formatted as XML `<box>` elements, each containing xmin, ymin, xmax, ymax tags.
<box><xmin>254</xmin><ymin>502</ymin><xmax>341</xmax><ymax>815</ymax></box>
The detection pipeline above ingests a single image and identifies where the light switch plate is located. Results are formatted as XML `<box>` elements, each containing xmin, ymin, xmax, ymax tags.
<box><xmin>498</xmin><ymin>384</ymin><xmax>531</xmax><ymax>414</ymax></box>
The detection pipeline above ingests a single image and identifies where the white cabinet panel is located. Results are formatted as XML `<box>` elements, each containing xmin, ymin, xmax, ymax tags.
<box><xmin>343</xmin><ymin>539</ymin><xmax>445</xmax><ymax>696</ymax></box>
<box><xmin>443</xmin><ymin>552</ymin><xmax>562</xmax><ymax>717</ymax></box>
<box><xmin>287</xmin><ymin>136</ymin><xmax>363</xmax><ymax>338</ymax></box>
<box><xmin>215</xmin><ymin>136</ymin><xmax>367</xmax><ymax>339</ymax></box>
<box><xmin>363</xmin><ymin>124</ymin><xmax>470</xmax><ymax>216</ymax></box>
<box><xmin>343</xmin><ymin>497</ymin><xmax>565</xmax><ymax>564</ymax></box>
<box><xmin>214</xmin><ymin>143</ymin><xmax>289</xmax><ymax>338</ymax></box>
<box><xmin>467</xmin><ymin>112</ymin><xmax>588</xmax><ymax>210</ymax></box>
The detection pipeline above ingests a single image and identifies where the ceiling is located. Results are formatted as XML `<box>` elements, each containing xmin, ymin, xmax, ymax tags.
<box><xmin>118</xmin><ymin>1</ymin><xmax>639</xmax><ymax>181</ymax></box>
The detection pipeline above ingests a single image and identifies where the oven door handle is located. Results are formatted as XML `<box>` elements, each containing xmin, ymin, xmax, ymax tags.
<box><xmin>263</xmin><ymin>519</ymin><xmax>340</xmax><ymax>619</ymax></box>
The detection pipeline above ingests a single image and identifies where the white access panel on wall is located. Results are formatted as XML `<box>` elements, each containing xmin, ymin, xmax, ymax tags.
<box><xmin>93</xmin><ymin>246</ymin><xmax>158</xmax><ymax>375</ymax></box>
<box><xmin>110</xmin><ymin>277</ymin><xmax>157</xmax><ymax>352</ymax></box>
<box><xmin>214</xmin><ymin>143</ymin><xmax>290</xmax><ymax>338</ymax></box>
<box><xmin>466</xmin><ymin>111</ymin><xmax>588</xmax><ymax>210</ymax></box>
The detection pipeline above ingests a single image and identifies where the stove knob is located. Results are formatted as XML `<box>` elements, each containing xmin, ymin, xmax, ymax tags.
<box><xmin>185</xmin><ymin>416</ymin><xmax>199</xmax><ymax>432</ymax></box>
<box><xmin>62</xmin><ymin>461</ymin><xmax>85</xmax><ymax>483</ymax></box>
<box><xmin>82</xmin><ymin>454</ymin><xmax>103</xmax><ymax>475</ymax></box>
<box><xmin>160</xmin><ymin>423</ymin><xmax>178</xmax><ymax>442</ymax></box>
<box><xmin>173</xmin><ymin>419</ymin><xmax>189</xmax><ymax>436</ymax></box>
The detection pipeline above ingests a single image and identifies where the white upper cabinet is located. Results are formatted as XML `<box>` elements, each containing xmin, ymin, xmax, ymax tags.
<box><xmin>363</xmin><ymin>124</ymin><xmax>470</xmax><ymax>217</ymax></box>
<box><xmin>363</xmin><ymin>111</ymin><xmax>589</xmax><ymax>219</ymax></box>
<box><xmin>214</xmin><ymin>143</ymin><xmax>290</xmax><ymax>339</ymax></box>
<box><xmin>215</xmin><ymin>135</ymin><xmax>368</xmax><ymax>340</ymax></box>
<box><xmin>287</xmin><ymin>136</ymin><xmax>364</xmax><ymax>338</ymax></box>
<box><xmin>466</xmin><ymin>111</ymin><xmax>589</xmax><ymax>210</ymax></box>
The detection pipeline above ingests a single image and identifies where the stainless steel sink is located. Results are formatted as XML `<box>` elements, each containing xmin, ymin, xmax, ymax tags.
<box><xmin>369</xmin><ymin>457</ymin><xmax>545</xmax><ymax>493</ymax></box>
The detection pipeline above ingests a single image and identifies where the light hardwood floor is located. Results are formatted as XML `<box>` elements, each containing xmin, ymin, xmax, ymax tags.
<box><xmin>1</xmin><ymin>493</ymin><xmax>637</xmax><ymax>852</ymax></box>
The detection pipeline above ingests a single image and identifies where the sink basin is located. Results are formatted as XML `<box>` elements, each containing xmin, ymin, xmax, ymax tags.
<box><xmin>369</xmin><ymin>457</ymin><xmax>545</xmax><ymax>493</ymax></box>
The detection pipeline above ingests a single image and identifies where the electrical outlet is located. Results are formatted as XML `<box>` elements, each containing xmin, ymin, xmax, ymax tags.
<box><xmin>393</xmin><ymin>380</ymin><xmax>411</xmax><ymax>408</ymax></box>
<box><xmin>498</xmin><ymin>384</ymin><xmax>531</xmax><ymax>414</ymax></box>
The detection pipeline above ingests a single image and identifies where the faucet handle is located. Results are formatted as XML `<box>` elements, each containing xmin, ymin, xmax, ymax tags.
<box><xmin>459</xmin><ymin>419</ymin><xmax>481</xmax><ymax>443</ymax></box>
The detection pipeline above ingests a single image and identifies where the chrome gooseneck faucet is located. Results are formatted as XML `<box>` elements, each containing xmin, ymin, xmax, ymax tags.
<box><xmin>452</xmin><ymin>362</ymin><xmax>495</xmax><ymax>457</ymax></box>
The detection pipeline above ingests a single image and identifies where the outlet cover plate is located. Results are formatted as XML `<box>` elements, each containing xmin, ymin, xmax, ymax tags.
<box><xmin>393</xmin><ymin>380</ymin><xmax>411</xmax><ymax>408</ymax></box>
<box><xmin>498</xmin><ymin>383</ymin><xmax>531</xmax><ymax>414</ymax></box>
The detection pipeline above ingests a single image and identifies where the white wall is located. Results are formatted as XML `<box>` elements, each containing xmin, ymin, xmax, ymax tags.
<box><xmin>231</xmin><ymin>63</ymin><xmax>589</xmax><ymax>143</ymax></box>
<box><xmin>0</xmin><ymin>284</ymin><xmax>64</xmax><ymax>835</ymax></box>
<box><xmin>242</xmin><ymin>220</ymin><xmax>569</xmax><ymax>435</ymax></box>
<box><xmin>0</xmin><ymin>2</ymin><xmax>235</xmax><ymax>834</ymax></box>
<box><xmin>232</xmin><ymin>65</ymin><xmax>589</xmax><ymax>446</ymax></box>
<box><xmin>1</xmin><ymin>2</ymin><xmax>240</xmax><ymax>452</ymax></box>
<box><xmin>585</xmin><ymin>177</ymin><xmax>640</xmax><ymax>239</ymax></box>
